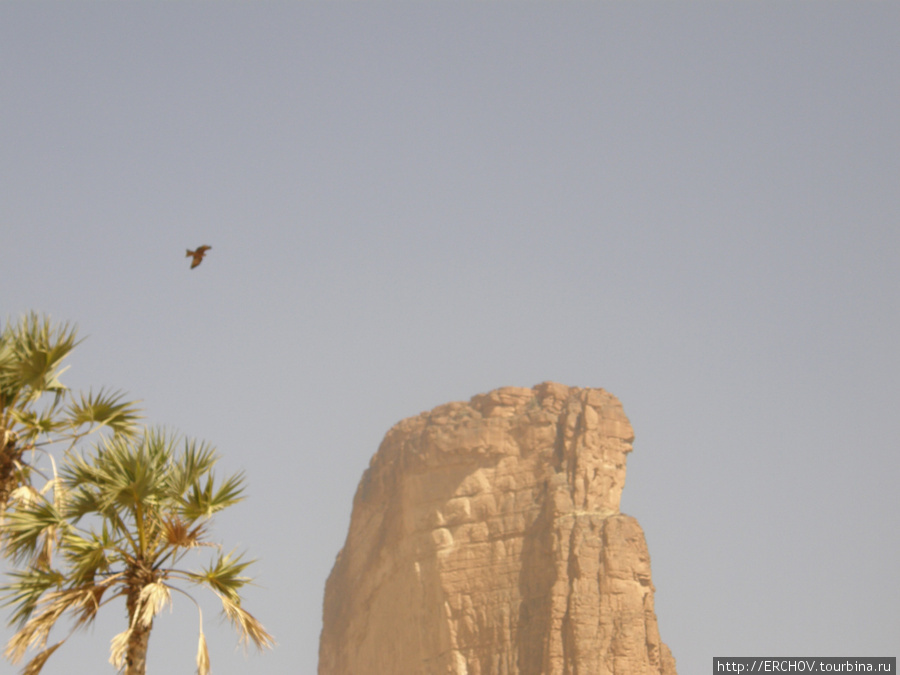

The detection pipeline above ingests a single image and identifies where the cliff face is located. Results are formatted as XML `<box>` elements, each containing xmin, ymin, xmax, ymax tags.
<box><xmin>319</xmin><ymin>383</ymin><xmax>676</xmax><ymax>675</ymax></box>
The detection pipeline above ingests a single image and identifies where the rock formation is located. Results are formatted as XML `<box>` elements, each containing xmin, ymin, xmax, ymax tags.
<box><xmin>319</xmin><ymin>382</ymin><xmax>677</xmax><ymax>675</ymax></box>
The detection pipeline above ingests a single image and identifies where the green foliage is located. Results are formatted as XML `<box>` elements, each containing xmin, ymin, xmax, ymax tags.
<box><xmin>1</xmin><ymin>428</ymin><xmax>273</xmax><ymax>675</ymax></box>
<box><xmin>0</xmin><ymin>313</ymin><xmax>77</xmax><ymax>408</ymax></box>
<box><xmin>0</xmin><ymin>313</ymin><xmax>141</xmax><ymax>513</ymax></box>
<box><xmin>187</xmin><ymin>550</ymin><xmax>256</xmax><ymax>603</ymax></box>
<box><xmin>0</xmin><ymin>314</ymin><xmax>271</xmax><ymax>674</ymax></box>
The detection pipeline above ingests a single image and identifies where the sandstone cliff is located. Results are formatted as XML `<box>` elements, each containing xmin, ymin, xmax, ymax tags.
<box><xmin>319</xmin><ymin>383</ymin><xmax>677</xmax><ymax>675</ymax></box>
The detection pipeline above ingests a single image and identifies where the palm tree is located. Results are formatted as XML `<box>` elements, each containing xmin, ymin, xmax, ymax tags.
<box><xmin>0</xmin><ymin>428</ymin><xmax>274</xmax><ymax>675</ymax></box>
<box><xmin>0</xmin><ymin>313</ymin><xmax>141</xmax><ymax>512</ymax></box>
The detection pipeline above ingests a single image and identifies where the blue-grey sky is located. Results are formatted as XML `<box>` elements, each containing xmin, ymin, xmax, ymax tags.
<box><xmin>2</xmin><ymin>3</ymin><xmax>898</xmax><ymax>673</ymax></box>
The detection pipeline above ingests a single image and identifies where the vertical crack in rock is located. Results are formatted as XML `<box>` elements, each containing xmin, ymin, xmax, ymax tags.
<box><xmin>516</xmin><ymin>480</ymin><xmax>555</xmax><ymax>675</ymax></box>
<box><xmin>319</xmin><ymin>383</ymin><xmax>677</xmax><ymax>675</ymax></box>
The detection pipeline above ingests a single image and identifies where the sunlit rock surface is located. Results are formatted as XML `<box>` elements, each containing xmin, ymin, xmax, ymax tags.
<box><xmin>319</xmin><ymin>383</ymin><xmax>677</xmax><ymax>675</ymax></box>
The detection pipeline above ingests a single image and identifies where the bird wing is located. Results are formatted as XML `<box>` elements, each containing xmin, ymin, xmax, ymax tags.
<box><xmin>186</xmin><ymin>246</ymin><xmax>211</xmax><ymax>268</ymax></box>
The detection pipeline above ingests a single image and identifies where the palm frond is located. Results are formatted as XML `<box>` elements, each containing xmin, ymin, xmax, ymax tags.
<box><xmin>65</xmin><ymin>388</ymin><xmax>141</xmax><ymax>439</ymax></box>
<box><xmin>161</xmin><ymin>516</ymin><xmax>209</xmax><ymax>550</ymax></box>
<box><xmin>167</xmin><ymin>439</ymin><xmax>218</xmax><ymax>496</ymax></box>
<box><xmin>2</xmin><ymin>498</ymin><xmax>67</xmax><ymax>567</ymax></box>
<box><xmin>62</xmin><ymin>431</ymin><xmax>171</xmax><ymax>515</ymax></box>
<box><xmin>5</xmin><ymin>582</ymin><xmax>116</xmax><ymax>665</ymax></box>
<box><xmin>4</xmin><ymin>313</ymin><xmax>79</xmax><ymax>404</ymax></box>
<box><xmin>8</xmin><ymin>409</ymin><xmax>62</xmax><ymax>438</ymax></box>
<box><xmin>137</xmin><ymin>581</ymin><xmax>171</xmax><ymax>628</ymax></box>
<box><xmin>0</xmin><ymin>568</ymin><xmax>64</xmax><ymax>628</ymax></box>
<box><xmin>181</xmin><ymin>470</ymin><xmax>246</xmax><ymax>520</ymax></box>
<box><xmin>56</xmin><ymin>450</ymin><xmax>100</xmax><ymax>493</ymax></box>
<box><xmin>5</xmin><ymin>590</ymin><xmax>70</xmax><ymax>663</ymax></box>
<box><xmin>108</xmin><ymin>628</ymin><xmax>131</xmax><ymax>670</ymax></box>
<box><xmin>216</xmin><ymin>593</ymin><xmax>275</xmax><ymax>652</ymax></box>
<box><xmin>185</xmin><ymin>550</ymin><xmax>255</xmax><ymax>602</ymax></box>
<box><xmin>67</xmin><ymin>580</ymin><xmax>123</xmax><ymax>631</ymax></box>
<box><xmin>8</xmin><ymin>485</ymin><xmax>41</xmax><ymax>508</ymax></box>
<box><xmin>209</xmin><ymin>471</ymin><xmax>247</xmax><ymax>511</ymax></box>
<box><xmin>59</xmin><ymin>531</ymin><xmax>112</xmax><ymax>584</ymax></box>
<box><xmin>19</xmin><ymin>639</ymin><xmax>64</xmax><ymax>675</ymax></box>
<box><xmin>58</xmin><ymin>484</ymin><xmax>103</xmax><ymax>523</ymax></box>
<box><xmin>196</xmin><ymin>628</ymin><xmax>210</xmax><ymax>675</ymax></box>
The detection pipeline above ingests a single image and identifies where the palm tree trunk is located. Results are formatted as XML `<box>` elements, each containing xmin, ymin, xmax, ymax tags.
<box><xmin>124</xmin><ymin>619</ymin><xmax>152</xmax><ymax>675</ymax></box>
<box><xmin>0</xmin><ymin>428</ymin><xmax>22</xmax><ymax>512</ymax></box>
<box><xmin>124</xmin><ymin>580</ymin><xmax>153</xmax><ymax>675</ymax></box>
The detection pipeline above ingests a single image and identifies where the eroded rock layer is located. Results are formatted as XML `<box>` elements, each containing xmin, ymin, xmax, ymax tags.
<box><xmin>319</xmin><ymin>382</ymin><xmax>676</xmax><ymax>675</ymax></box>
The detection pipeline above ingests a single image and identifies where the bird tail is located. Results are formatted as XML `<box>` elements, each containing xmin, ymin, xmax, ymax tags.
<box><xmin>186</xmin><ymin>249</ymin><xmax>193</xmax><ymax>257</ymax></box>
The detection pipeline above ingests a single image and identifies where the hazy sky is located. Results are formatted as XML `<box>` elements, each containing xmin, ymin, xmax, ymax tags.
<box><xmin>2</xmin><ymin>3</ymin><xmax>898</xmax><ymax>674</ymax></box>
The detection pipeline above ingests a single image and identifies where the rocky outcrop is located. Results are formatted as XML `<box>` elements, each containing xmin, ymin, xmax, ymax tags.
<box><xmin>319</xmin><ymin>383</ymin><xmax>676</xmax><ymax>675</ymax></box>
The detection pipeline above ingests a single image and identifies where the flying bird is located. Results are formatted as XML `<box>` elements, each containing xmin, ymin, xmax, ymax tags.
<box><xmin>186</xmin><ymin>245</ymin><xmax>212</xmax><ymax>269</ymax></box>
